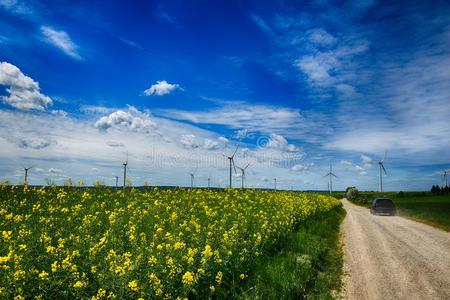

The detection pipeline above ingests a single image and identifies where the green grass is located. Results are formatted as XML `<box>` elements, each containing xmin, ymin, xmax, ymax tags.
<box><xmin>239</xmin><ymin>206</ymin><xmax>346</xmax><ymax>299</ymax></box>
<box><xmin>346</xmin><ymin>191</ymin><xmax>450</xmax><ymax>231</ymax></box>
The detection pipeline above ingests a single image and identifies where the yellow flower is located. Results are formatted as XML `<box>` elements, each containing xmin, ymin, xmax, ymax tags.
<box><xmin>128</xmin><ymin>280</ymin><xmax>139</xmax><ymax>292</ymax></box>
<box><xmin>2</xmin><ymin>231</ymin><xmax>12</xmax><ymax>241</ymax></box>
<box><xmin>182</xmin><ymin>271</ymin><xmax>194</xmax><ymax>285</ymax></box>
<box><xmin>38</xmin><ymin>271</ymin><xmax>49</xmax><ymax>280</ymax></box>
<box><xmin>14</xmin><ymin>295</ymin><xmax>25</xmax><ymax>300</ymax></box>
<box><xmin>73</xmin><ymin>280</ymin><xmax>87</xmax><ymax>289</ymax></box>
<box><xmin>51</xmin><ymin>261</ymin><xmax>58</xmax><ymax>272</ymax></box>
<box><xmin>240</xmin><ymin>273</ymin><xmax>246</xmax><ymax>280</ymax></box>
<box><xmin>215</xmin><ymin>271</ymin><xmax>223</xmax><ymax>284</ymax></box>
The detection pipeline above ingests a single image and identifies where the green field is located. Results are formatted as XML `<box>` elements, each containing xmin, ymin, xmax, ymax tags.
<box><xmin>341</xmin><ymin>191</ymin><xmax>450</xmax><ymax>231</ymax></box>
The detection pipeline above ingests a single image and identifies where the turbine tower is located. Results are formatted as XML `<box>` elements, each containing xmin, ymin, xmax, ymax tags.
<box><xmin>323</xmin><ymin>164</ymin><xmax>337</xmax><ymax>194</ymax></box>
<box><xmin>189</xmin><ymin>169</ymin><xmax>197</xmax><ymax>188</ymax></box>
<box><xmin>223</xmin><ymin>145</ymin><xmax>239</xmax><ymax>188</ymax></box>
<box><xmin>122</xmin><ymin>153</ymin><xmax>128</xmax><ymax>189</ymax></box>
<box><xmin>115</xmin><ymin>175</ymin><xmax>119</xmax><ymax>187</ymax></box>
<box><xmin>24</xmin><ymin>166</ymin><xmax>33</xmax><ymax>185</ymax></box>
<box><xmin>274</xmin><ymin>177</ymin><xmax>277</xmax><ymax>190</ymax></box>
<box><xmin>378</xmin><ymin>152</ymin><xmax>387</xmax><ymax>192</ymax></box>
<box><xmin>444</xmin><ymin>170</ymin><xmax>448</xmax><ymax>187</ymax></box>
<box><xmin>236</xmin><ymin>163</ymin><xmax>250</xmax><ymax>189</ymax></box>
<box><xmin>207</xmin><ymin>175</ymin><xmax>211</xmax><ymax>188</ymax></box>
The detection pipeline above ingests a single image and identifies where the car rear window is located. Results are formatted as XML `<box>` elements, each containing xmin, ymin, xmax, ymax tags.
<box><xmin>376</xmin><ymin>198</ymin><xmax>394</xmax><ymax>206</ymax></box>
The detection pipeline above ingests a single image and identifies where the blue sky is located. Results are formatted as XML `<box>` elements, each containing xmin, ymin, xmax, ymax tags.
<box><xmin>1</xmin><ymin>0</ymin><xmax>449</xmax><ymax>190</ymax></box>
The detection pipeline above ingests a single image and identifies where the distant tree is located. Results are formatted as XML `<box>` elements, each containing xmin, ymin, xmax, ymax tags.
<box><xmin>398</xmin><ymin>191</ymin><xmax>405</xmax><ymax>197</ymax></box>
<box><xmin>346</xmin><ymin>187</ymin><xmax>359</xmax><ymax>200</ymax></box>
<box><xmin>431</xmin><ymin>185</ymin><xmax>441</xmax><ymax>195</ymax></box>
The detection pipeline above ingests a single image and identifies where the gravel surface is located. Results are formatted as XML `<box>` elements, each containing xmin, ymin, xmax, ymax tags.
<box><xmin>342</xmin><ymin>199</ymin><xmax>450</xmax><ymax>300</ymax></box>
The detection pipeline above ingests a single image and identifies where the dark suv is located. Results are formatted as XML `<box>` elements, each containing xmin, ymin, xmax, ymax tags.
<box><xmin>370</xmin><ymin>198</ymin><xmax>397</xmax><ymax>216</ymax></box>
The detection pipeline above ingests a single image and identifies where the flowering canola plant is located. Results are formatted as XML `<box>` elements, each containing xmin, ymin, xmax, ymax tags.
<box><xmin>0</xmin><ymin>183</ymin><xmax>340</xmax><ymax>299</ymax></box>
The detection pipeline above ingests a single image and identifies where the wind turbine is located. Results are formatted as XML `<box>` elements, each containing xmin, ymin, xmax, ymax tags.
<box><xmin>115</xmin><ymin>175</ymin><xmax>119</xmax><ymax>187</ymax></box>
<box><xmin>122</xmin><ymin>152</ymin><xmax>128</xmax><ymax>189</ymax></box>
<box><xmin>207</xmin><ymin>174</ymin><xmax>211</xmax><ymax>188</ymax></box>
<box><xmin>323</xmin><ymin>164</ymin><xmax>337</xmax><ymax>194</ymax></box>
<box><xmin>24</xmin><ymin>166</ymin><xmax>33</xmax><ymax>185</ymax></box>
<box><xmin>189</xmin><ymin>169</ymin><xmax>197</xmax><ymax>188</ymax></box>
<box><xmin>236</xmin><ymin>163</ymin><xmax>250</xmax><ymax>189</ymax></box>
<box><xmin>443</xmin><ymin>170</ymin><xmax>449</xmax><ymax>188</ymax></box>
<box><xmin>223</xmin><ymin>145</ymin><xmax>239</xmax><ymax>188</ymax></box>
<box><xmin>378</xmin><ymin>152</ymin><xmax>387</xmax><ymax>192</ymax></box>
<box><xmin>274</xmin><ymin>177</ymin><xmax>277</xmax><ymax>190</ymax></box>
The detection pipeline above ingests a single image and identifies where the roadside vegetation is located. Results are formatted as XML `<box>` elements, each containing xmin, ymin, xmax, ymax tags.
<box><xmin>241</xmin><ymin>206</ymin><xmax>345</xmax><ymax>299</ymax></box>
<box><xmin>0</xmin><ymin>183</ymin><xmax>342</xmax><ymax>299</ymax></box>
<box><xmin>337</xmin><ymin>190</ymin><xmax>450</xmax><ymax>231</ymax></box>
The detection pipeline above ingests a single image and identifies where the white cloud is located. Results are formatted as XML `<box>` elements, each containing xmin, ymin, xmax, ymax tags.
<box><xmin>51</xmin><ymin>109</ymin><xmax>68</xmax><ymax>117</ymax></box>
<box><xmin>266</xmin><ymin>133</ymin><xmax>298</xmax><ymax>152</ymax></box>
<box><xmin>0</xmin><ymin>61</ymin><xmax>52</xmax><ymax>110</ymax></box>
<box><xmin>297</xmin><ymin>53</ymin><xmax>339</xmax><ymax>85</ymax></box>
<box><xmin>41</xmin><ymin>26</ymin><xmax>82</xmax><ymax>60</ymax></box>
<box><xmin>157</xmin><ymin>102</ymin><xmax>328</xmax><ymax>142</ymax></box>
<box><xmin>180</xmin><ymin>134</ymin><xmax>199</xmax><ymax>149</ymax></box>
<box><xmin>308</xmin><ymin>28</ymin><xmax>336</xmax><ymax>45</ymax></box>
<box><xmin>95</xmin><ymin>107</ymin><xmax>157</xmax><ymax>133</ymax></box>
<box><xmin>144</xmin><ymin>80</ymin><xmax>181</xmax><ymax>96</ymax></box>
<box><xmin>291</xmin><ymin>164</ymin><xmax>308</xmax><ymax>172</ymax></box>
<box><xmin>48</xmin><ymin>168</ymin><xmax>62</xmax><ymax>174</ymax></box>
<box><xmin>0</xmin><ymin>0</ymin><xmax>33</xmax><ymax>16</ymax></box>
<box><xmin>250</xmin><ymin>14</ymin><xmax>276</xmax><ymax>37</ymax></box>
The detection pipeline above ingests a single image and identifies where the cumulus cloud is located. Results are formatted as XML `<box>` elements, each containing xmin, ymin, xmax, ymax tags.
<box><xmin>95</xmin><ymin>107</ymin><xmax>156</xmax><ymax>133</ymax></box>
<box><xmin>0</xmin><ymin>61</ymin><xmax>52</xmax><ymax>110</ymax></box>
<box><xmin>291</xmin><ymin>164</ymin><xmax>307</xmax><ymax>172</ymax></box>
<box><xmin>41</xmin><ymin>26</ymin><xmax>82</xmax><ymax>60</ymax></box>
<box><xmin>266</xmin><ymin>133</ymin><xmax>298</xmax><ymax>152</ymax></box>
<box><xmin>233</xmin><ymin>129</ymin><xmax>249</xmax><ymax>139</ymax></box>
<box><xmin>144</xmin><ymin>80</ymin><xmax>181</xmax><ymax>96</ymax></box>
<box><xmin>180</xmin><ymin>134</ymin><xmax>199</xmax><ymax>149</ymax></box>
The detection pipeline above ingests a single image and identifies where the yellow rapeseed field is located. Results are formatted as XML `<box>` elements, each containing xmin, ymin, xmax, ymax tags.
<box><xmin>0</xmin><ymin>183</ymin><xmax>340</xmax><ymax>299</ymax></box>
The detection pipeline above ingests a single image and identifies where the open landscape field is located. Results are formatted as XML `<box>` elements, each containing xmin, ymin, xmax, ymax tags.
<box><xmin>341</xmin><ymin>191</ymin><xmax>450</xmax><ymax>231</ymax></box>
<box><xmin>0</xmin><ymin>183</ymin><xmax>342</xmax><ymax>299</ymax></box>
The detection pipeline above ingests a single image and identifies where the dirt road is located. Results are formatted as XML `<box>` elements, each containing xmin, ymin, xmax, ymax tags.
<box><xmin>342</xmin><ymin>199</ymin><xmax>450</xmax><ymax>299</ymax></box>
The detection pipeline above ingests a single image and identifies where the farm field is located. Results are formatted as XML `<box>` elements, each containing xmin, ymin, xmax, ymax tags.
<box><xmin>343</xmin><ymin>191</ymin><xmax>450</xmax><ymax>231</ymax></box>
<box><xmin>0</xmin><ymin>184</ymin><xmax>341</xmax><ymax>299</ymax></box>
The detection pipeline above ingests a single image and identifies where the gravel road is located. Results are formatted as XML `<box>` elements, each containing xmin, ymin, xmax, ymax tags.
<box><xmin>342</xmin><ymin>199</ymin><xmax>450</xmax><ymax>300</ymax></box>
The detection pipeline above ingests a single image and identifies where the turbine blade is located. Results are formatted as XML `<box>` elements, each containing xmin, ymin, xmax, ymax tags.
<box><xmin>232</xmin><ymin>159</ymin><xmax>237</xmax><ymax>174</ymax></box>
<box><xmin>381</xmin><ymin>150</ymin><xmax>387</xmax><ymax>163</ymax></box>
<box><xmin>331</xmin><ymin>172</ymin><xmax>338</xmax><ymax>178</ymax></box>
<box><xmin>381</xmin><ymin>163</ymin><xmax>387</xmax><ymax>175</ymax></box>
<box><xmin>231</xmin><ymin>145</ymin><xmax>239</xmax><ymax>158</ymax></box>
<box><xmin>244</xmin><ymin>163</ymin><xmax>250</xmax><ymax>170</ymax></box>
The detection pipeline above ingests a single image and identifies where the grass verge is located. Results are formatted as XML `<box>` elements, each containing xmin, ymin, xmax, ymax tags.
<box><xmin>345</xmin><ymin>192</ymin><xmax>450</xmax><ymax>232</ymax></box>
<box><xmin>239</xmin><ymin>206</ymin><xmax>346</xmax><ymax>299</ymax></box>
